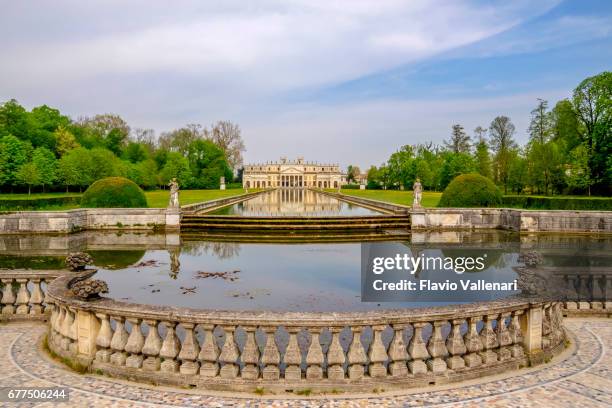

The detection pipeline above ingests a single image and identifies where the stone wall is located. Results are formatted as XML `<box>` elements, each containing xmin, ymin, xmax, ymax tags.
<box><xmin>181</xmin><ymin>191</ymin><xmax>264</xmax><ymax>214</ymax></box>
<box><xmin>0</xmin><ymin>208</ymin><xmax>174</xmax><ymax>234</ymax></box>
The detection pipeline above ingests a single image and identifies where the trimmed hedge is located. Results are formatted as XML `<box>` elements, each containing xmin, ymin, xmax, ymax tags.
<box><xmin>502</xmin><ymin>195</ymin><xmax>612</xmax><ymax>211</ymax></box>
<box><xmin>439</xmin><ymin>173</ymin><xmax>502</xmax><ymax>208</ymax></box>
<box><xmin>341</xmin><ymin>184</ymin><xmax>361</xmax><ymax>189</ymax></box>
<box><xmin>81</xmin><ymin>177</ymin><xmax>148</xmax><ymax>208</ymax></box>
<box><xmin>0</xmin><ymin>195</ymin><xmax>81</xmax><ymax>210</ymax></box>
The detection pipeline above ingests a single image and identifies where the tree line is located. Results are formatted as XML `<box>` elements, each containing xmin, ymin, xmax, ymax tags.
<box><xmin>360</xmin><ymin>71</ymin><xmax>611</xmax><ymax>196</ymax></box>
<box><xmin>0</xmin><ymin>102</ymin><xmax>245</xmax><ymax>194</ymax></box>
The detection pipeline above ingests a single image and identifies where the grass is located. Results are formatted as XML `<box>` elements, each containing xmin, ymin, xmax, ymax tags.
<box><xmin>0</xmin><ymin>188</ymin><xmax>255</xmax><ymax>210</ymax></box>
<box><xmin>331</xmin><ymin>189</ymin><xmax>442</xmax><ymax>208</ymax></box>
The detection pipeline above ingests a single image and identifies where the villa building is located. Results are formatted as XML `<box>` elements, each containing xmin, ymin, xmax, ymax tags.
<box><xmin>242</xmin><ymin>157</ymin><xmax>347</xmax><ymax>188</ymax></box>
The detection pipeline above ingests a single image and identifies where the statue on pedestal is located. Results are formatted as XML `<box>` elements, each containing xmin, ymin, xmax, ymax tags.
<box><xmin>168</xmin><ymin>178</ymin><xmax>179</xmax><ymax>208</ymax></box>
<box><xmin>412</xmin><ymin>178</ymin><xmax>423</xmax><ymax>209</ymax></box>
<box><xmin>220</xmin><ymin>176</ymin><xmax>226</xmax><ymax>190</ymax></box>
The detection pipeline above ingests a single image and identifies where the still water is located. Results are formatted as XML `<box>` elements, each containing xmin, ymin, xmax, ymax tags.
<box><xmin>208</xmin><ymin>189</ymin><xmax>383</xmax><ymax>216</ymax></box>
<box><xmin>1</xmin><ymin>231</ymin><xmax>608</xmax><ymax>312</ymax></box>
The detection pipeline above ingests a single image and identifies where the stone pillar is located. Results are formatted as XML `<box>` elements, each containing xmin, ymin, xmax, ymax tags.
<box><xmin>77</xmin><ymin>309</ymin><xmax>100</xmax><ymax>357</ymax></box>
<box><xmin>220</xmin><ymin>176</ymin><xmax>226</xmax><ymax>190</ymax></box>
<box><xmin>165</xmin><ymin>208</ymin><xmax>180</xmax><ymax>231</ymax></box>
<box><xmin>521</xmin><ymin>305</ymin><xmax>543</xmax><ymax>354</ymax></box>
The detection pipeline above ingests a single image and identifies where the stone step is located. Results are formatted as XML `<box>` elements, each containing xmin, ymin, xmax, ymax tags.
<box><xmin>181</xmin><ymin>222</ymin><xmax>410</xmax><ymax>230</ymax></box>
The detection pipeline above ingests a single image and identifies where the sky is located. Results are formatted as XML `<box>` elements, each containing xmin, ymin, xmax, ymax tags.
<box><xmin>1</xmin><ymin>0</ymin><xmax>611</xmax><ymax>170</ymax></box>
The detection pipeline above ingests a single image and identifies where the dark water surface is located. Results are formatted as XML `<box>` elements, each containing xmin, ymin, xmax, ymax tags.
<box><xmin>1</xmin><ymin>231</ymin><xmax>608</xmax><ymax>312</ymax></box>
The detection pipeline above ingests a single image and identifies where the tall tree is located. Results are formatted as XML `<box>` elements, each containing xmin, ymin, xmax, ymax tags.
<box><xmin>206</xmin><ymin>120</ymin><xmax>245</xmax><ymax>169</ymax></box>
<box><xmin>550</xmin><ymin>99</ymin><xmax>580</xmax><ymax>151</ymax></box>
<box><xmin>572</xmin><ymin>71</ymin><xmax>612</xmax><ymax>193</ymax></box>
<box><xmin>474</xmin><ymin>138</ymin><xmax>492</xmax><ymax>179</ymax></box>
<box><xmin>0</xmin><ymin>135</ymin><xmax>31</xmax><ymax>188</ymax></box>
<box><xmin>54</xmin><ymin>125</ymin><xmax>80</xmax><ymax>156</ymax></box>
<box><xmin>58</xmin><ymin>147</ymin><xmax>93</xmax><ymax>192</ymax></box>
<box><xmin>31</xmin><ymin>147</ymin><xmax>57</xmax><ymax>192</ymax></box>
<box><xmin>474</xmin><ymin>126</ymin><xmax>487</xmax><ymax>143</ymax></box>
<box><xmin>566</xmin><ymin>144</ymin><xmax>592</xmax><ymax>195</ymax></box>
<box><xmin>15</xmin><ymin>162</ymin><xmax>40</xmax><ymax>195</ymax></box>
<box><xmin>528</xmin><ymin>99</ymin><xmax>551</xmax><ymax>143</ymax></box>
<box><xmin>444</xmin><ymin>124</ymin><xmax>471</xmax><ymax>153</ymax></box>
<box><xmin>158</xmin><ymin>126</ymin><xmax>201</xmax><ymax>155</ymax></box>
<box><xmin>489</xmin><ymin>115</ymin><xmax>518</xmax><ymax>193</ymax></box>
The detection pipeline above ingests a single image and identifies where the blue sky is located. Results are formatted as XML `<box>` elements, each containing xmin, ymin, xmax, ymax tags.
<box><xmin>1</xmin><ymin>0</ymin><xmax>610</xmax><ymax>169</ymax></box>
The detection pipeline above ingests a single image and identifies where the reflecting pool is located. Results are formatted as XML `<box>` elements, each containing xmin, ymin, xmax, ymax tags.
<box><xmin>207</xmin><ymin>189</ymin><xmax>384</xmax><ymax>216</ymax></box>
<box><xmin>1</xmin><ymin>231</ymin><xmax>609</xmax><ymax>312</ymax></box>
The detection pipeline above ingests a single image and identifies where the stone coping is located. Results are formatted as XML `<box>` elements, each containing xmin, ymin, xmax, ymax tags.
<box><xmin>181</xmin><ymin>190</ymin><xmax>268</xmax><ymax>214</ymax></box>
<box><xmin>46</xmin><ymin>270</ymin><xmax>550</xmax><ymax>326</ymax></box>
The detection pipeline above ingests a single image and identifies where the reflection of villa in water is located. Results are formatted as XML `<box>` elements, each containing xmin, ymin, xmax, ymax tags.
<box><xmin>237</xmin><ymin>189</ymin><xmax>346</xmax><ymax>216</ymax></box>
<box><xmin>242</xmin><ymin>157</ymin><xmax>347</xmax><ymax>189</ymax></box>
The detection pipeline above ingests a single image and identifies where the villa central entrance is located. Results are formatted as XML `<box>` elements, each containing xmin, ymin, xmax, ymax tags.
<box><xmin>280</xmin><ymin>174</ymin><xmax>303</xmax><ymax>188</ymax></box>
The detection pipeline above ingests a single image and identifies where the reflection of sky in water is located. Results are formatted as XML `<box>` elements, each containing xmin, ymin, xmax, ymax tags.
<box><xmin>95</xmin><ymin>242</ymin><xmax>521</xmax><ymax>312</ymax></box>
<box><xmin>208</xmin><ymin>190</ymin><xmax>382</xmax><ymax>216</ymax></box>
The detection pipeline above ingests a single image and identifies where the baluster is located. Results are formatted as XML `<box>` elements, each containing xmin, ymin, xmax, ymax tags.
<box><xmin>95</xmin><ymin>313</ymin><xmax>113</xmax><ymax>363</ymax></box>
<box><xmin>159</xmin><ymin>321</ymin><xmax>180</xmax><ymax>372</ymax></box>
<box><xmin>110</xmin><ymin>316</ymin><xmax>129</xmax><ymax>366</ymax></box>
<box><xmin>219</xmin><ymin>326</ymin><xmax>239</xmax><ymax>378</ymax></box>
<box><xmin>496</xmin><ymin>313</ymin><xmax>513</xmax><ymax>361</ymax></box>
<box><xmin>541</xmin><ymin>305</ymin><xmax>552</xmax><ymax>349</ymax></box>
<box><xmin>306</xmin><ymin>328</ymin><xmax>324</xmax><ymax>379</ymax></box>
<box><xmin>54</xmin><ymin>306</ymin><xmax>66</xmax><ymax>346</ymax></box>
<box><xmin>261</xmin><ymin>327</ymin><xmax>280</xmax><ymax>380</ymax></box>
<box><xmin>29</xmin><ymin>278</ymin><xmax>44</xmax><ymax>315</ymax></box>
<box><xmin>479</xmin><ymin>314</ymin><xmax>499</xmax><ymax>364</ymax></box>
<box><xmin>283</xmin><ymin>327</ymin><xmax>302</xmax><ymax>380</ymax></box>
<box><xmin>141</xmin><ymin>319</ymin><xmax>162</xmax><ymax>371</ymax></box>
<box><xmin>408</xmin><ymin>322</ymin><xmax>429</xmax><ymax>374</ymax></box>
<box><xmin>60</xmin><ymin>307</ymin><xmax>75</xmax><ymax>351</ymax></box>
<box><xmin>347</xmin><ymin>327</ymin><xmax>367</xmax><ymax>379</ymax></box>
<box><xmin>369</xmin><ymin>325</ymin><xmax>389</xmax><ymax>377</ymax></box>
<box><xmin>388</xmin><ymin>324</ymin><xmax>408</xmax><ymax>377</ymax></box>
<box><xmin>427</xmin><ymin>320</ymin><xmax>448</xmax><ymax>373</ymax></box>
<box><xmin>463</xmin><ymin>316</ymin><xmax>483</xmax><ymax>367</ymax></box>
<box><xmin>178</xmin><ymin>322</ymin><xmax>200</xmax><ymax>374</ymax></box>
<box><xmin>1</xmin><ymin>278</ymin><xmax>16</xmax><ymax>315</ymax></box>
<box><xmin>509</xmin><ymin>310</ymin><xmax>525</xmax><ymax>358</ymax></box>
<box><xmin>198</xmin><ymin>325</ymin><xmax>220</xmax><ymax>377</ymax></box>
<box><xmin>125</xmin><ymin>318</ymin><xmax>145</xmax><ymax>368</ymax></box>
<box><xmin>240</xmin><ymin>326</ymin><xmax>260</xmax><ymax>379</ymax></box>
<box><xmin>327</xmin><ymin>327</ymin><xmax>346</xmax><ymax>380</ymax></box>
<box><xmin>15</xmin><ymin>279</ymin><xmax>30</xmax><ymax>314</ymax></box>
<box><xmin>446</xmin><ymin>319</ymin><xmax>466</xmax><ymax>369</ymax></box>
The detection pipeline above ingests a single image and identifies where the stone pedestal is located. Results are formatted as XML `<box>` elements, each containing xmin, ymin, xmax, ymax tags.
<box><xmin>359</xmin><ymin>184</ymin><xmax>366</xmax><ymax>190</ymax></box>
<box><xmin>220</xmin><ymin>184</ymin><xmax>226</xmax><ymax>190</ymax></box>
<box><xmin>520</xmin><ymin>306</ymin><xmax>543</xmax><ymax>354</ymax></box>
<box><xmin>165</xmin><ymin>209</ymin><xmax>180</xmax><ymax>230</ymax></box>
<box><xmin>411</xmin><ymin>209</ymin><xmax>426</xmax><ymax>229</ymax></box>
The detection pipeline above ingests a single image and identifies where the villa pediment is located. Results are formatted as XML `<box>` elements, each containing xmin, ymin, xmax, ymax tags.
<box><xmin>280</xmin><ymin>167</ymin><xmax>303</xmax><ymax>174</ymax></box>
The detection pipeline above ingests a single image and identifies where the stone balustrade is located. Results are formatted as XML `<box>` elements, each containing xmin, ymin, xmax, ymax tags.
<box><xmin>0</xmin><ymin>269</ymin><xmax>66</xmax><ymax>321</ymax></box>
<box><xmin>46</xmin><ymin>272</ymin><xmax>567</xmax><ymax>393</ymax></box>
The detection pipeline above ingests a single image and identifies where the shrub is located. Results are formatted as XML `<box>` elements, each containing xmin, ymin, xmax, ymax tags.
<box><xmin>341</xmin><ymin>184</ymin><xmax>361</xmax><ymax>189</ymax></box>
<box><xmin>81</xmin><ymin>177</ymin><xmax>148</xmax><ymax>208</ymax></box>
<box><xmin>439</xmin><ymin>173</ymin><xmax>502</xmax><ymax>208</ymax></box>
<box><xmin>0</xmin><ymin>195</ymin><xmax>81</xmax><ymax>210</ymax></box>
<box><xmin>502</xmin><ymin>195</ymin><xmax>612</xmax><ymax>210</ymax></box>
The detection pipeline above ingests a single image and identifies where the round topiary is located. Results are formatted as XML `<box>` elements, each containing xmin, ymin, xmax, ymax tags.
<box><xmin>81</xmin><ymin>177</ymin><xmax>148</xmax><ymax>208</ymax></box>
<box><xmin>439</xmin><ymin>173</ymin><xmax>502</xmax><ymax>208</ymax></box>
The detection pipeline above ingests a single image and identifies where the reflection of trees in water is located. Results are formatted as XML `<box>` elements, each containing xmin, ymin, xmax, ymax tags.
<box><xmin>182</xmin><ymin>241</ymin><xmax>241</xmax><ymax>260</ymax></box>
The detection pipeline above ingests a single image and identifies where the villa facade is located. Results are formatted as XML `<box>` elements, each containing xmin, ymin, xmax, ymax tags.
<box><xmin>242</xmin><ymin>157</ymin><xmax>347</xmax><ymax>188</ymax></box>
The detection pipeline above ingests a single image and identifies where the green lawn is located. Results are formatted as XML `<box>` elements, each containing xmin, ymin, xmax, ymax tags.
<box><xmin>0</xmin><ymin>188</ymin><xmax>254</xmax><ymax>210</ymax></box>
<box><xmin>331</xmin><ymin>189</ymin><xmax>442</xmax><ymax>208</ymax></box>
<box><xmin>145</xmin><ymin>188</ymin><xmax>252</xmax><ymax>208</ymax></box>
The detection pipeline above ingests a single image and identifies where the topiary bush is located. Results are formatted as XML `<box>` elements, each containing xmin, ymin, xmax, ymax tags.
<box><xmin>81</xmin><ymin>177</ymin><xmax>148</xmax><ymax>208</ymax></box>
<box><xmin>439</xmin><ymin>173</ymin><xmax>502</xmax><ymax>208</ymax></box>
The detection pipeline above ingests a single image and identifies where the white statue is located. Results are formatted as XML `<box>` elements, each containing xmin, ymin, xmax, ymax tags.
<box><xmin>168</xmin><ymin>178</ymin><xmax>179</xmax><ymax>208</ymax></box>
<box><xmin>412</xmin><ymin>178</ymin><xmax>422</xmax><ymax>208</ymax></box>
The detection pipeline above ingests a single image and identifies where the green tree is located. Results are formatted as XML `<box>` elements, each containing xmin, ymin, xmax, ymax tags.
<box><xmin>489</xmin><ymin>115</ymin><xmax>518</xmax><ymax>193</ymax></box>
<box><xmin>387</xmin><ymin>145</ymin><xmax>413</xmax><ymax>188</ymax></box>
<box><xmin>55</xmin><ymin>125</ymin><xmax>80</xmax><ymax>156</ymax></box>
<box><xmin>528</xmin><ymin>99</ymin><xmax>551</xmax><ymax>144</ymax></box>
<box><xmin>123</xmin><ymin>141</ymin><xmax>149</xmax><ymax>163</ymax></box>
<box><xmin>0</xmin><ymin>135</ymin><xmax>31</xmax><ymax>188</ymax></box>
<box><xmin>159</xmin><ymin>152</ymin><xmax>192</xmax><ymax>187</ymax></box>
<box><xmin>566</xmin><ymin>144</ymin><xmax>593</xmax><ymax>194</ymax></box>
<box><xmin>444</xmin><ymin>124</ymin><xmax>471</xmax><ymax>153</ymax></box>
<box><xmin>187</xmin><ymin>139</ymin><xmax>232</xmax><ymax>188</ymax></box>
<box><xmin>572</xmin><ymin>71</ymin><xmax>612</xmax><ymax>193</ymax></box>
<box><xmin>28</xmin><ymin>105</ymin><xmax>70</xmax><ymax>150</ymax></box>
<box><xmin>0</xmin><ymin>99</ymin><xmax>29</xmax><ymax>139</ymax></box>
<box><xmin>550</xmin><ymin>99</ymin><xmax>580</xmax><ymax>151</ymax></box>
<box><xmin>507</xmin><ymin>151</ymin><xmax>528</xmax><ymax>194</ymax></box>
<box><xmin>440</xmin><ymin>152</ymin><xmax>476</xmax><ymax>188</ymax></box>
<box><xmin>16</xmin><ymin>162</ymin><xmax>40</xmax><ymax>195</ymax></box>
<box><xmin>89</xmin><ymin>148</ymin><xmax>122</xmax><ymax>181</ymax></box>
<box><xmin>527</xmin><ymin>141</ymin><xmax>563</xmax><ymax>195</ymax></box>
<box><xmin>58</xmin><ymin>147</ymin><xmax>93</xmax><ymax>192</ymax></box>
<box><xmin>474</xmin><ymin>139</ymin><xmax>492</xmax><ymax>179</ymax></box>
<box><xmin>31</xmin><ymin>147</ymin><xmax>57</xmax><ymax>192</ymax></box>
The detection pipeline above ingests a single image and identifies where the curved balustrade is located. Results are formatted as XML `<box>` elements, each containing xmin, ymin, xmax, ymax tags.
<box><xmin>45</xmin><ymin>272</ymin><xmax>567</xmax><ymax>392</ymax></box>
<box><xmin>0</xmin><ymin>270</ymin><xmax>65</xmax><ymax>320</ymax></box>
